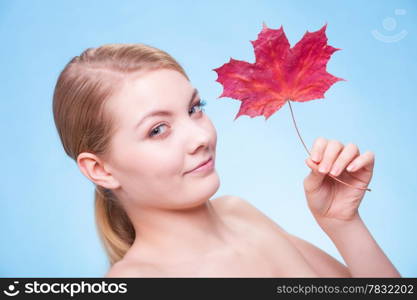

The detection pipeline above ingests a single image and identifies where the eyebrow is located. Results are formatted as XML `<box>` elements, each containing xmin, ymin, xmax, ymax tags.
<box><xmin>134</xmin><ymin>88</ymin><xmax>199</xmax><ymax>130</ymax></box>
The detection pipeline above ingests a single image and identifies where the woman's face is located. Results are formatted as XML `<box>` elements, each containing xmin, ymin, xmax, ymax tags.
<box><xmin>104</xmin><ymin>69</ymin><xmax>219</xmax><ymax>209</ymax></box>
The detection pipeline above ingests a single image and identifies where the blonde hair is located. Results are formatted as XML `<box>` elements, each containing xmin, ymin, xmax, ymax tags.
<box><xmin>52</xmin><ymin>43</ymin><xmax>189</xmax><ymax>266</ymax></box>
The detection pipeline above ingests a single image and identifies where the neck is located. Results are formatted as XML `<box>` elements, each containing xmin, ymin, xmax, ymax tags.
<box><xmin>125</xmin><ymin>198</ymin><xmax>234</xmax><ymax>264</ymax></box>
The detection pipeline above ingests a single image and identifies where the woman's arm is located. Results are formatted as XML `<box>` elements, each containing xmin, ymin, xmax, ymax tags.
<box><xmin>317</xmin><ymin>215</ymin><xmax>401</xmax><ymax>277</ymax></box>
<box><xmin>303</xmin><ymin>138</ymin><xmax>401</xmax><ymax>277</ymax></box>
<box><xmin>284</xmin><ymin>233</ymin><xmax>351</xmax><ymax>277</ymax></box>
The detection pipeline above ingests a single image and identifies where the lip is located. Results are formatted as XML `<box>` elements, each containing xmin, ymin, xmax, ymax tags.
<box><xmin>185</xmin><ymin>157</ymin><xmax>214</xmax><ymax>175</ymax></box>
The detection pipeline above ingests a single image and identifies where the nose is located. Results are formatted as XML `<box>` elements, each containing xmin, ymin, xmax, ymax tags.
<box><xmin>185</xmin><ymin>120</ymin><xmax>211</xmax><ymax>154</ymax></box>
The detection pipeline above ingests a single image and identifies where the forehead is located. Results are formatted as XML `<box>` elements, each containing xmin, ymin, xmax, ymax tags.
<box><xmin>106</xmin><ymin>69</ymin><xmax>191</xmax><ymax>127</ymax></box>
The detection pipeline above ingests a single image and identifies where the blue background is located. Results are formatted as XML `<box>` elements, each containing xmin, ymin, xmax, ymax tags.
<box><xmin>1</xmin><ymin>0</ymin><xmax>416</xmax><ymax>277</ymax></box>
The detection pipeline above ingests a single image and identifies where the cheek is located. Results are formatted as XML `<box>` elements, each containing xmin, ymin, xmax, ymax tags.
<box><xmin>112</xmin><ymin>134</ymin><xmax>180</xmax><ymax>175</ymax></box>
<box><xmin>139</xmin><ymin>144</ymin><xmax>185</xmax><ymax>178</ymax></box>
<box><xmin>144</xmin><ymin>152</ymin><xmax>183</xmax><ymax>175</ymax></box>
<box><xmin>115</xmin><ymin>148</ymin><xmax>184</xmax><ymax>200</ymax></box>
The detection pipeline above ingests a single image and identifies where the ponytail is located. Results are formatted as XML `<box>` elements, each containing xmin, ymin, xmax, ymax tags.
<box><xmin>94</xmin><ymin>186</ymin><xmax>135</xmax><ymax>265</ymax></box>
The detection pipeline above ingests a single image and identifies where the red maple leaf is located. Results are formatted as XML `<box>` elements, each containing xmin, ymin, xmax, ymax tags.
<box><xmin>213</xmin><ymin>23</ymin><xmax>344</xmax><ymax>120</ymax></box>
<box><xmin>212</xmin><ymin>23</ymin><xmax>371</xmax><ymax>192</ymax></box>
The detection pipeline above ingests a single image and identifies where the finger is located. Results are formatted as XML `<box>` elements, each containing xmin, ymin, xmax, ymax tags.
<box><xmin>329</xmin><ymin>143</ymin><xmax>360</xmax><ymax>176</ymax></box>
<box><xmin>304</xmin><ymin>157</ymin><xmax>326</xmax><ymax>193</ymax></box>
<box><xmin>310</xmin><ymin>137</ymin><xmax>328</xmax><ymax>163</ymax></box>
<box><xmin>347</xmin><ymin>151</ymin><xmax>375</xmax><ymax>172</ymax></box>
<box><xmin>318</xmin><ymin>140</ymin><xmax>344</xmax><ymax>174</ymax></box>
<box><xmin>305</xmin><ymin>156</ymin><xmax>324</xmax><ymax>175</ymax></box>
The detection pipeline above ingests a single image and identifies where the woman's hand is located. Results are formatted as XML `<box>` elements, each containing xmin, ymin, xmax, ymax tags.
<box><xmin>303</xmin><ymin>137</ymin><xmax>375</xmax><ymax>224</ymax></box>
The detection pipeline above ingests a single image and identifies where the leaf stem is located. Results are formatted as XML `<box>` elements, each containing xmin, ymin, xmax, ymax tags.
<box><xmin>287</xmin><ymin>100</ymin><xmax>371</xmax><ymax>192</ymax></box>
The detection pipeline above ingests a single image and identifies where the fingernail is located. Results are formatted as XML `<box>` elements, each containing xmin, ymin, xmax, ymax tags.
<box><xmin>330</xmin><ymin>167</ymin><xmax>338</xmax><ymax>176</ymax></box>
<box><xmin>319</xmin><ymin>165</ymin><xmax>327</xmax><ymax>173</ymax></box>
<box><xmin>347</xmin><ymin>164</ymin><xmax>355</xmax><ymax>172</ymax></box>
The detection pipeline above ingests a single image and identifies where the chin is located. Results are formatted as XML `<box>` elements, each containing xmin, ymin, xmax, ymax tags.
<box><xmin>179</xmin><ymin>173</ymin><xmax>220</xmax><ymax>209</ymax></box>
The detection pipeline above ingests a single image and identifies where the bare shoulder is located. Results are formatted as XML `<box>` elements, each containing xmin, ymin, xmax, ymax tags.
<box><xmin>213</xmin><ymin>195</ymin><xmax>350</xmax><ymax>277</ymax></box>
<box><xmin>212</xmin><ymin>195</ymin><xmax>289</xmax><ymax>235</ymax></box>
<box><xmin>104</xmin><ymin>260</ymin><xmax>157</xmax><ymax>278</ymax></box>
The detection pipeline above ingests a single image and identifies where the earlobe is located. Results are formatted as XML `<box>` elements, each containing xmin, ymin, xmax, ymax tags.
<box><xmin>76</xmin><ymin>152</ymin><xmax>120</xmax><ymax>189</ymax></box>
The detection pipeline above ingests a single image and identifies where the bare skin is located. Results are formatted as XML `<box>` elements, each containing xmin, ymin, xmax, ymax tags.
<box><xmin>105</xmin><ymin>195</ymin><xmax>349</xmax><ymax>277</ymax></box>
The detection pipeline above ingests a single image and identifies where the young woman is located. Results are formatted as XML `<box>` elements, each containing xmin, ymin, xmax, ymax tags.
<box><xmin>52</xmin><ymin>43</ymin><xmax>400</xmax><ymax>277</ymax></box>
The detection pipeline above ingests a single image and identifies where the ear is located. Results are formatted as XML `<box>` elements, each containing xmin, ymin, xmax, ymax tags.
<box><xmin>77</xmin><ymin>152</ymin><xmax>120</xmax><ymax>190</ymax></box>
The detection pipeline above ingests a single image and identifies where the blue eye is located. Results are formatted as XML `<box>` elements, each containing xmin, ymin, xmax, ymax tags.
<box><xmin>189</xmin><ymin>99</ymin><xmax>206</xmax><ymax>115</ymax></box>
<box><xmin>149</xmin><ymin>124</ymin><xmax>167</xmax><ymax>137</ymax></box>
<box><xmin>148</xmin><ymin>99</ymin><xmax>207</xmax><ymax>138</ymax></box>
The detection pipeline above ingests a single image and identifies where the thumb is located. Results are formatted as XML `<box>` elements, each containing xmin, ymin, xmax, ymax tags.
<box><xmin>303</xmin><ymin>157</ymin><xmax>326</xmax><ymax>193</ymax></box>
